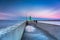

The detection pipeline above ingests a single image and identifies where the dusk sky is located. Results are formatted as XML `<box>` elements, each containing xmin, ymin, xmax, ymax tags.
<box><xmin>0</xmin><ymin>0</ymin><xmax>60</xmax><ymax>20</ymax></box>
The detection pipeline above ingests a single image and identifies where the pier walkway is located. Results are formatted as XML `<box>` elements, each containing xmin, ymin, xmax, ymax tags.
<box><xmin>0</xmin><ymin>21</ymin><xmax>60</xmax><ymax>40</ymax></box>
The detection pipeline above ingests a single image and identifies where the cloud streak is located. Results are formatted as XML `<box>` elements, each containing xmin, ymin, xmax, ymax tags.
<box><xmin>22</xmin><ymin>8</ymin><xmax>60</xmax><ymax>19</ymax></box>
<box><xmin>0</xmin><ymin>0</ymin><xmax>60</xmax><ymax>20</ymax></box>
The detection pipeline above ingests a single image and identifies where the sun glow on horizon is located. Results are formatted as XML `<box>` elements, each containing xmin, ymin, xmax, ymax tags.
<box><xmin>23</xmin><ymin>8</ymin><xmax>60</xmax><ymax>19</ymax></box>
<box><xmin>0</xmin><ymin>0</ymin><xmax>60</xmax><ymax>20</ymax></box>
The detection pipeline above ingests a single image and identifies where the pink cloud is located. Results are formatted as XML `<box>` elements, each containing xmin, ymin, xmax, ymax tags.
<box><xmin>0</xmin><ymin>13</ymin><xmax>8</xmax><ymax>19</ymax></box>
<box><xmin>0</xmin><ymin>12</ymin><xmax>25</xmax><ymax>20</ymax></box>
<box><xmin>0</xmin><ymin>12</ymin><xmax>18</xmax><ymax>20</ymax></box>
<box><xmin>23</xmin><ymin>9</ymin><xmax>60</xmax><ymax>19</ymax></box>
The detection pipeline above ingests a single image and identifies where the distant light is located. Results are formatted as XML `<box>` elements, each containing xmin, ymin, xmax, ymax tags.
<box><xmin>25</xmin><ymin>25</ymin><xmax>36</xmax><ymax>32</ymax></box>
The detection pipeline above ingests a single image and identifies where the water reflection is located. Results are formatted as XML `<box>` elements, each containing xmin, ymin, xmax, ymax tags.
<box><xmin>22</xmin><ymin>25</ymin><xmax>57</xmax><ymax>40</ymax></box>
<box><xmin>25</xmin><ymin>25</ymin><xmax>36</xmax><ymax>32</ymax></box>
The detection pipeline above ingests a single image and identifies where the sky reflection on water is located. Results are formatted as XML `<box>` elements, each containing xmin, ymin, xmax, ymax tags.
<box><xmin>22</xmin><ymin>25</ymin><xmax>56</xmax><ymax>40</ymax></box>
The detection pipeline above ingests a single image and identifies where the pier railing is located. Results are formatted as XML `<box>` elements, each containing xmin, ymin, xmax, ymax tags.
<box><xmin>0</xmin><ymin>21</ymin><xmax>25</xmax><ymax>40</ymax></box>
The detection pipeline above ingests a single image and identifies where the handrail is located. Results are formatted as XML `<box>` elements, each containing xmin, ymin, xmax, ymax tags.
<box><xmin>0</xmin><ymin>21</ymin><xmax>25</xmax><ymax>40</ymax></box>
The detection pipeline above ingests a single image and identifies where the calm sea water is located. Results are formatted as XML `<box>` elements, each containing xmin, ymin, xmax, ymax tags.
<box><xmin>0</xmin><ymin>20</ymin><xmax>24</xmax><ymax>29</ymax></box>
<box><xmin>38</xmin><ymin>21</ymin><xmax>60</xmax><ymax>25</ymax></box>
<box><xmin>0</xmin><ymin>20</ymin><xmax>60</xmax><ymax>29</ymax></box>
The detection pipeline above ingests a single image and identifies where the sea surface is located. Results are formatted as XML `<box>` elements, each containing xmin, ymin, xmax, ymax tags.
<box><xmin>0</xmin><ymin>20</ymin><xmax>24</xmax><ymax>29</ymax></box>
<box><xmin>38</xmin><ymin>21</ymin><xmax>60</xmax><ymax>25</ymax></box>
<box><xmin>0</xmin><ymin>20</ymin><xmax>60</xmax><ymax>29</ymax></box>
